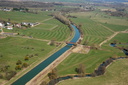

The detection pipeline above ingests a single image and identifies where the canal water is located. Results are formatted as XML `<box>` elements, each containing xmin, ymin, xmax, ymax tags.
<box><xmin>12</xmin><ymin>24</ymin><xmax>80</xmax><ymax>85</ymax></box>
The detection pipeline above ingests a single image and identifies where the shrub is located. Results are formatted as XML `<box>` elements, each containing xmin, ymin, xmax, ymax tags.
<box><xmin>16</xmin><ymin>60</ymin><xmax>22</xmax><ymax>65</ymax></box>
<box><xmin>0</xmin><ymin>74</ymin><xmax>3</xmax><ymax>79</ymax></box>
<box><xmin>15</xmin><ymin>65</ymin><xmax>22</xmax><ymax>70</ymax></box>
<box><xmin>24</xmin><ymin>56</ymin><xmax>29</xmax><ymax>61</ymax></box>
<box><xmin>22</xmin><ymin>63</ymin><xmax>29</xmax><ymax>68</ymax></box>
<box><xmin>5</xmin><ymin>71</ymin><xmax>17</xmax><ymax>80</ymax></box>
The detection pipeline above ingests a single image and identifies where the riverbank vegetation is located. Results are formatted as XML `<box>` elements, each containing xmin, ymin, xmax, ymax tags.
<box><xmin>58</xmin><ymin>59</ymin><xmax>128</xmax><ymax>85</ymax></box>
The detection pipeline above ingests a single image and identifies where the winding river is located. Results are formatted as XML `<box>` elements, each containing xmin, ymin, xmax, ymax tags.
<box><xmin>12</xmin><ymin>24</ymin><xmax>80</xmax><ymax>85</ymax></box>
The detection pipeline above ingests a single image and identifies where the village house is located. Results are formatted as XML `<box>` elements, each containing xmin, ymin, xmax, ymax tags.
<box><xmin>21</xmin><ymin>22</ymin><xmax>39</xmax><ymax>27</ymax></box>
<box><xmin>15</xmin><ymin>24</ymin><xmax>22</xmax><ymax>28</ymax></box>
<box><xmin>2</xmin><ymin>8</ymin><xmax>12</xmax><ymax>12</ymax></box>
<box><xmin>6</xmin><ymin>26</ymin><xmax>13</xmax><ymax>30</ymax></box>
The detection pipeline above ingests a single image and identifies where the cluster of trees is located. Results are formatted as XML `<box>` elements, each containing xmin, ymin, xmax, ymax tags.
<box><xmin>93</xmin><ymin>57</ymin><xmax>113</xmax><ymax>76</ymax></box>
<box><xmin>110</xmin><ymin>11</ymin><xmax>128</xmax><ymax>17</ymax></box>
<box><xmin>104</xmin><ymin>8</ymin><xmax>128</xmax><ymax>17</ymax></box>
<box><xmin>15</xmin><ymin>60</ymin><xmax>29</xmax><ymax>70</ymax></box>
<box><xmin>5</xmin><ymin>71</ymin><xmax>17</xmax><ymax>80</ymax></box>
<box><xmin>53</xmin><ymin>13</ymin><xmax>74</xmax><ymax>32</ymax></box>
<box><xmin>23</xmin><ymin>53</ymin><xmax>39</xmax><ymax>60</ymax></box>
<box><xmin>0</xmin><ymin>65</ymin><xmax>17</xmax><ymax>80</ymax></box>
<box><xmin>49</xmin><ymin>40</ymin><xmax>55</xmax><ymax>46</ymax></box>
<box><xmin>15</xmin><ymin>53</ymin><xmax>39</xmax><ymax>70</ymax></box>
<box><xmin>76</xmin><ymin>24</ymin><xmax>84</xmax><ymax>36</ymax></box>
<box><xmin>24</xmin><ymin>53</ymin><xmax>39</xmax><ymax>60</ymax></box>
<box><xmin>48</xmin><ymin>68</ymin><xmax>58</xmax><ymax>80</ymax></box>
<box><xmin>47</xmin><ymin>68</ymin><xmax>58</xmax><ymax>85</ymax></box>
<box><xmin>53</xmin><ymin>13</ymin><xmax>70</xmax><ymax>25</ymax></box>
<box><xmin>67</xmin><ymin>15</ymin><xmax>77</xmax><ymax>18</ymax></box>
<box><xmin>75</xmin><ymin>64</ymin><xmax>86</xmax><ymax>77</ymax></box>
<box><xmin>60</xmin><ymin>8</ymin><xmax>81</xmax><ymax>13</ymax></box>
<box><xmin>13</xmin><ymin>7</ymin><xmax>29</xmax><ymax>12</ymax></box>
<box><xmin>0</xmin><ymin>65</ymin><xmax>10</xmax><ymax>72</ymax></box>
<box><xmin>48</xmin><ymin>64</ymin><xmax>86</xmax><ymax>85</ymax></box>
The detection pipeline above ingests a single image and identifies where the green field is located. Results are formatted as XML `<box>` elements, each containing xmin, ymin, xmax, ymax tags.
<box><xmin>101</xmin><ymin>23</ymin><xmax>128</xmax><ymax>32</ymax></box>
<box><xmin>10</xmin><ymin>19</ymin><xmax>70</xmax><ymax>41</ymax></box>
<box><xmin>57</xmin><ymin>48</ymin><xmax>125</xmax><ymax>76</ymax></box>
<box><xmin>0</xmin><ymin>37</ymin><xmax>55</xmax><ymax>70</ymax></box>
<box><xmin>58</xmin><ymin>59</ymin><xmax>128</xmax><ymax>85</ymax></box>
<box><xmin>69</xmin><ymin>14</ymin><xmax>113</xmax><ymax>45</ymax></box>
<box><xmin>1</xmin><ymin>11</ymin><xmax>71</xmax><ymax>41</ymax></box>
<box><xmin>0</xmin><ymin>11</ymin><xmax>51</xmax><ymax>23</ymax></box>
<box><xmin>56</xmin><ymin>10</ymin><xmax>128</xmax><ymax>77</ymax></box>
<box><xmin>35</xmin><ymin>23</ymin><xmax>57</xmax><ymax>30</ymax></box>
<box><xmin>0</xmin><ymin>5</ymin><xmax>128</xmax><ymax>84</ymax></box>
<box><xmin>57</xmin><ymin>33</ymin><xmax>127</xmax><ymax>77</ymax></box>
<box><xmin>69</xmin><ymin>10</ymin><xmax>128</xmax><ymax>45</ymax></box>
<box><xmin>0</xmin><ymin>10</ymin><xmax>72</xmax><ymax>83</ymax></box>
<box><xmin>102</xmin><ymin>33</ymin><xmax>128</xmax><ymax>49</ymax></box>
<box><xmin>0</xmin><ymin>37</ymin><xmax>56</xmax><ymax>83</ymax></box>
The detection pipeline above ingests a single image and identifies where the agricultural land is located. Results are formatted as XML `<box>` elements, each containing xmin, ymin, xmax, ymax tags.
<box><xmin>0</xmin><ymin>1</ymin><xmax>128</xmax><ymax>85</ymax></box>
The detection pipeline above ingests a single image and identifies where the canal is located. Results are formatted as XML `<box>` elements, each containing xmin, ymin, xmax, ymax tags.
<box><xmin>12</xmin><ymin>24</ymin><xmax>80</xmax><ymax>85</ymax></box>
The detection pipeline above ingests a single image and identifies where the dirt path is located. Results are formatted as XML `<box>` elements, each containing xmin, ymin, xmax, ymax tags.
<box><xmin>120</xmin><ymin>29</ymin><xmax>128</xmax><ymax>33</ymax></box>
<box><xmin>99</xmin><ymin>32</ymin><xmax>119</xmax><ymax>47</ymax></box>
<box><xmin>12</xmin><ymin>36</ymin><xmax>50</xmax><ymax>42</ymax></box>
<box><xmin>41</xmin><ymin>17</ymin><xmax>54</xmax><ymax>23</ymax></box>
<box><xmin>99</xmin><ymin>29</ymin><xmax>128</xmax><ymax>47</ymax></box>
<box><xmin>49</xmin><ymin>25</ymin><xmax>58</xmax><ymax>31</ymax></box>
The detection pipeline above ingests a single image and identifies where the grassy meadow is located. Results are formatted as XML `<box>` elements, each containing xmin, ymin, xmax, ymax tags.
<box><xmin>0</xmin><ymin>5</ymin><xmax>128</xmax><ymax>84</ymax></box>
<box><xmin>0</xmin><ymin>11</ymin><xmax>51</xmax><ymax>23</ymax></box>
<box><xmin>69</xmin><ymin>13</ymin><xmax>113</xmax><ymax>45</ymax></box>
<box><xmin>4</xmin><ymin>18</ymin><xmax>71</xmax><ymax>41</ymax></box>
<box><xmin>1</xmin><ymin>11</ymin><xmax>71</xmax><ymax>41</ymax></box>
<box><xmin>102</xmin><ymin>33</ymin><xmax>128</xmax><ymax>49</ymax></box>
<box><xmin>0</xmin><ymin>37</ymin><xmax>55</xmax><ymax>71</ymax></box>
<box><xmin>57</xmin><ymin>47</ymin><xmax>125</xmax><ymax>76</ymax></box>
<box><xmin>69</xmin><ymin>10</ymin><xmax>128</xmax><ymax>45</ymax></box>
<box><xmin>56</xmin><ymin>10</ymin><xmax>128</xmax><ymax>77</ymax></box>
<box><xmin>58</xmin><ymin>59</ymin><xmax>128</xmax><ymax>85</ymax></box>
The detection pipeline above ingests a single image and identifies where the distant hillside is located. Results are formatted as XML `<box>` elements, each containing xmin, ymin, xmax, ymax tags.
<box><xmin>0</xmin><ymin>0</ymin><xmax>127</xmax><ymax>3</ymax></box>
<box><xmin>92</xmin><ymin>0</ymin><xmax>128</xmax><ymax>2</ymax></box>
<box><xmin>0</xmin><ymin>0</ymin><xmax>88</xmax><ymax>3</ymax></box>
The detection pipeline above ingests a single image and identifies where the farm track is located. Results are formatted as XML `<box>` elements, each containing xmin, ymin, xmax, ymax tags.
<box><xmin>99</xmin><ymin>29</ymin><xmax>128</xmax><ymax>47</ymax></box>
<box><xmin>12</xmin><ymin>36</ymin><xmax>65</xmax><ymax>44</ymax></box>
<box><xmin>41</xmin><ymin>17</ymin><xmax>54</xmax><ymax>23</ymax></box>
<box><xmin>99</xmin><ymin>32</ymin><xmax>119</xmax><ymax>47</ymax></box>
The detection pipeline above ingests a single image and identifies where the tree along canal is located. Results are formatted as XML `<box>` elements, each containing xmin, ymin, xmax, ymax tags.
<box><xmin>11</xmin><ymin>24</ymin><xmax>80</xmax><ymax>85</ymax></box>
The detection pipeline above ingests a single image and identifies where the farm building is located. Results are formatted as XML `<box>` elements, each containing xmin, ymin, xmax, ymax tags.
<box><xmin>6</xmin><ymin>26</ymin><xmax>13</xmax><ymax>30</ymax></box>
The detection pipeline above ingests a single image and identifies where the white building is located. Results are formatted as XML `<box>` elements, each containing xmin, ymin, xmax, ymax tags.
<box><xmin>0</xmin><ymin>23</ymin><xmax>3</xmax><ymax>27</ymax></box>
<box><xmin>6</xmin><ymin>26</ymin><xmax>13</xmax><ymax>30</ymax></box>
